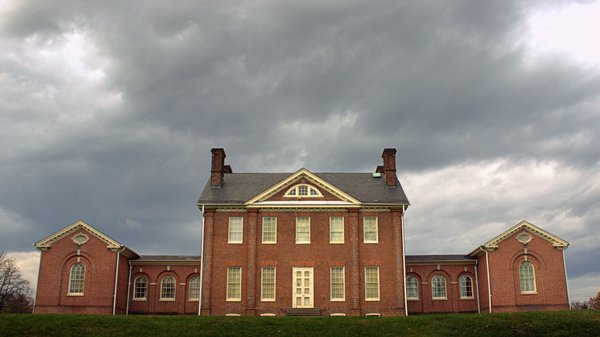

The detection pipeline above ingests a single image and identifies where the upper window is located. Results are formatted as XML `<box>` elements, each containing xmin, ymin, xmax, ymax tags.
<box><xmin>459</xmin><ymin>275</ymin><xmax>473</xmax><ymax>298</ymax></box>
<box><xmin>296</xmin><ymin>217</ymin><xmax>310</xmax><ymax>244</ymax></box>
<box><xmin>519</xmin><ymin>261</ymin><xmax>536</xmax><ymax>293</ymax></box>
<box><xmin>68</xmin><ymin>263</ymin><xmax>85</xmax><ymax>295</ymax></box>
<box><xmin>406</xmin><ymin>276</ymin><xmax>419</xmax><ymax>300</ymax></box>
<box><xmin>364</xmin><ymin>267</ymin><xmax>380</xmax><ymax>301</ymax></box>
<box><xmin>188</xmin><ymin>276</ymin><xmax>200</xmax><ymax>300</ymax></box>
<box><xmin>329</xmin><ymin>217</ymin><xmax>344</xmax><ymax>244</ymax></box>
<box><xmin>160</xmin><ymin>275</ymin><xmax>176</xmax><ymax>300</ymax></box>
<box><xmin>431</xmin><ymin>275</ymin><xmax>447</xmax><ymax>299</ymax></box>
<box><xmin>262</xmin><ymin>217</ymin><xmax>277</xmax><ymax>244</ymax></box>
<box><xmin>330</xmin><ymin>267</ymin><xmax>345</xmax><ymax>301</ymax></box>
<box><xmin>363</xmin><ymin>217</ymin><xmax>378</xmax><ymax>243</ymax></box>
<box><xmin>133</xmin><ymin>276</ymin><xmax>148</xmax><ymax>300</ymax></box>
<box><xmin>261</xmin><ymin>267</ymin><xmax>276</xmax><ymax>301</ymax></box>
<box><xmin>228</xmin><ymin>217</ymin><xmax>243</xmax><ymax>244</ymax></box>
<box><xmin>285</xmin><ymin>184</ymin><xmax>323</xmax><ymax>197</ymax></box>
<box><xmin>227</xmin><ymin>267</ymin><xmax>242</xmax><ymax>301</ymax></box>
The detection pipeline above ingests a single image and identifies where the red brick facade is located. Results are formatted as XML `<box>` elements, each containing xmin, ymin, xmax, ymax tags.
<box><xmin>33</xmin><ymin>149</ymin><xmax>570</xmax><ymax>316</ymax></box>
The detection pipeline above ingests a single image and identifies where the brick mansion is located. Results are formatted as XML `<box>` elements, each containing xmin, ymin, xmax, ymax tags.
<box><xmin>33</xmin><ymin>148</ymin><xmax>571</xmax><ymax>316</ymax></box>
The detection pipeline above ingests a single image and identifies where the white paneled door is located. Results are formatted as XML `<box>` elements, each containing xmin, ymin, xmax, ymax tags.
<box><xmin>292</xmin><ymin>267</ymin><xmax>313</xmax><ymax>308</ymax></box>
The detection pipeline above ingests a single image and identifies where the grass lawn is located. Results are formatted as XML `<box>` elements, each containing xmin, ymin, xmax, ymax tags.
<box><xmin>1</xmin><ymin>310</ymin><xmax>599</xmax><ymax>337</ymax></box>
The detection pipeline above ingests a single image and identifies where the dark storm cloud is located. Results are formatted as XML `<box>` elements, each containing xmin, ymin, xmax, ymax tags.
<box><xmin>1</xmin><ymin>0</ymin><xmax>599</xmax><ymax>295</ymax></box>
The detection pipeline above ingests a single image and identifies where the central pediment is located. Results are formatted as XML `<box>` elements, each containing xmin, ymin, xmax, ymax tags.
<box><xmin>245</xmin><ymin>168</ymin><xmax>361</xmax><ymax>207</ymax></box>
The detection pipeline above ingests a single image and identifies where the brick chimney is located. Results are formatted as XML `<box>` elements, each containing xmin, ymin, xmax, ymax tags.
<box><xmin>381</xmin><ymin>148</ymin><xmax>397</xmax><ymax>187</ymax></box>
<box><xmin>210</xmin><ymin>148</ymin><xmax>226</xmax><ymax>187</ymax></box>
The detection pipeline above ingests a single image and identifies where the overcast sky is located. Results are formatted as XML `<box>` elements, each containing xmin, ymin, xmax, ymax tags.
<box><xmin>1</xmin><ymin>0</ymin><xmax>599</xmax><ymax>302</ymax></box>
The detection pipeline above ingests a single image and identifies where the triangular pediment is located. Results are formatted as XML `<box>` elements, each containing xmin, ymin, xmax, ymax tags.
<box><xmin>481</xmin><ymin>220</ymin><xmax>569</xmax><ymax>251</ymax></box>
<box><xmin>35</xmin><ymin>219</ymin><xmax>123</xmax><ymax>250</ymax></box>
<box><xmin>245</xmin><ymin>168</ymin><xmax>361</xmax><ymax>207</ymax></box>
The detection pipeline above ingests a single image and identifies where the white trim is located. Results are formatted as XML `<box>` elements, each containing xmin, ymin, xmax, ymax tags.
<box><xmin>260</xmin><ymin>267</ymin><xmax>276</xmax><ymax>302</ymax></box>
<box><xmin>295</xmin><ymin>217</ymin><xmax>311</xmax><ymax>244</ymax></box>
<box><xmin>431</xmin><ymin>275</ymin><xmax>447</xmax><ymax>299</ymax></box>
<box><xmin>68</xmin><ymin>263</ymin><xmax>85</xmax><ymax>295</ymax></box>
<box><xmin>330</xmin><ymin>267</ymin><xmax>345</xmax><ymax>301</ymax></box>
<box><xmin>260</xmin><ymin>313</ymin><xmax>276</xmax><ymax>317</ymax></box>
<box><xmin>364</xmin><ymin>266</ymin><xmax>380</xmax><ymax>301</ymax></box>
<box><xmin>329</xmin><ymin>217</ymin><xmax>344</xmax><ymax>244</ymax></box>
<box><xmin>284</xmin><ymin>184</ymin><xmax>323</xmax><ymax>198</ymax></box>
<box><xmin>226</xmin><ymin>267</ymin><xmax>242</xmax><ymax>302</ymax></box>
<box><xmin>519</xmin><ymin>261</ymin><xmax>537</xmax><ymax>294</ymax></box>
<box><xmin>363</xmin><ymin>216</ymin><xmax>378</xmax><ymax>243</ymax></box>
<box><xmin>261</xmin><ymin>217</ymin><xmax>277</xmax><ymax>244</ymax></box>
<box><xmin>198</xmin><ymin>204</ymin><xmax>205</xmax><ymax>316</ymax></box>
<box><xmin>480</xmin><ymin>220</ymin><xmax>569</xmax><ymax>251</ymax></box>
<box><xmin>35</xmin><ymin>220</ymin><xmax>123</xmax><ymax>250</ymax></box>
<box><xmin>228</xmin><ymin>217</ymin><xmax>243</xmax><ymax>244</ymax></box>
<box><xmin>188</xmin><ymin>275</ymin><xmax>201</xmax><ymax>301</ymax></box>
<box><xmin>225</xmin><ymin>313</ymin><xmax>241</xmax><ymax>316</ymax></box>
<box><xmin>563</xmin><ymin>250</ymin><xmax>572</xmax><ymax>309</ymax></box>
<box><xmin>402</xmin><ymin>207</ymin><xmax>407</xmax><ymax>316</ymax></box>
<box><xmin>406</xmin><ymin>276</ymin><xmax>419</xmax><ymax>300</ymax></box>
<box><xmin>159</xmin><ymin>275</ymin><xmax>177</xmax><ymax>300</ymax></box>
<box><xmin>330</xmin><ymin>313</ymin><xmax>346</xmax><ymax>316</ymax></box>
<box><xmin>485</xmin><ymin>249</ymin><xmax>492</xmax><ymax>313</ymax></box>
<box><xmin>365</xmin><ymin>313</ymin><xmax>381</xmax><ymax>317</ymax></box>
<box><xmin>459</xmin><ymin>275</ymin><xmax>474</xmax><ymax>299</ymax></box>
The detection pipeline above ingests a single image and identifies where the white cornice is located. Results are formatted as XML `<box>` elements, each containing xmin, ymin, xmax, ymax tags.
<box><xmin>35</xmin><ymin>219</ymin><xmax>123</xmax><ymax>251</ymax></box>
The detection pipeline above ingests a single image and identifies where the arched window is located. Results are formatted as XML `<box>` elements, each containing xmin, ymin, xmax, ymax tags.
<box><xmin>406</xmin><ymin>276</ymin><xmax>419</xmax><ymax>299</ymax></box>
<box><xmin>284</xmin><ymin>184</ymin><xmax>322</xmax><ymax>197</ymax></box>
<box><xmin>160</xmin><ymin>275</ymin><xmax>176</xmax><ymax>300</ymax></box>
<box><xmin>188</xmin><ymin>276</ymin><xmax>200</xmax><ymax>300</ymax></box>
<box><xmin>431</xmin><ymin>275</ymin><xmax>447</xmax><ymax>299</ymax></box>
<box><xmin>519</xmin><ymin>261</ymin><xmax>536</xmax><ymax>293</ymax></box>
<box><xmin>133</xmin><ymin>276</ymin><xmax>148</xmax><ymax>300</ymax></box>
<box><xmin>459</xmin><ymin>275</ymin><xmax>473</xmax><ymax>298</ymax></box>
<box><xmin>68</xmin><ymin>263</ymin><xmax>85</xmax><ymax>294</ymax></box>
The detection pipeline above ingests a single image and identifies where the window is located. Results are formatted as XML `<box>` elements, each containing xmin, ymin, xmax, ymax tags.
<box><xmin>406</xmin><ymin>276</ymin><xmax>419</xmax><ymax>300</ymax></box>
<box><xmin>459</xmin><ymin>275</ymin><xmax>473</xmax><ymax>298</ymax></box>
<box><xmin>261</xmin><ymin>267</ymin><xmax>276</xmax><ymax>301</ymax></box>
<box><xmin>262</xmin><ymin>217</ymin><xmax>277</xmax><ymax>244</ymax></box>
<box><xmin>188</xmin><ymin>276</ymin><xmax>200</xmax><ymax>300</ymax></box>
<box><xmin>284</xmin><ymin>184</ymin><xmax>323</xmax><ymax>197</ymax></box>
<box><xmin>363</xmin><ymin>217</ymin><xmax>378</xmax><ymax>243</ymax></box>
<box><xmin>431</xmin><ymin>275</ymin><xmax>447</xmax><ymax>299</ymax></box>
<box><xmin>519</xmin><ymin>261</ymin><xmax>536</xmax><ymax>293</ymax></box>
<box><xmin>228</xmin><ymin>217</ymin><xmax>243</xmax><ymax>244</ymax></box>
<box><xmin>365</xmin><ymin>267</ymin><xmax>380</xmax><ymax>301</ymax></box>
<box><xmin>330</xmin><ymin>267</ymin><xmax>345</xmax><ymax>301</ymax></box>
<box><xmin>68</xmin><ymin>263</ymin><xmax>85</xmax><ymax>295</ymax></box>
<box><xmin>329</xmin><ymin>217</ymin><xmax>344</xmax><ymax>244</ymax></box>
<box><xmin>296</xmin><ymin>217</ymin><xmax>310</xmax><ymax>244</ymax></box>
<box><xmin>226</xmin><ymin>267</ymin><xmax>242</xmax><ymax>301</ymax></box>
<box><xmin>133</xmin><ymin>276</ymin><xmax>148</xmax><ymax>300</ymax></box>
<box><xmin>160</xmin><ymin>275</ymin><xmax>176</xmax><ymax>300</ymax></box>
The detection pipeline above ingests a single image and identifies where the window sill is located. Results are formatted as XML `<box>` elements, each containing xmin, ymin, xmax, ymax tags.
<box><xmin>66</xmin><ymin>293</ymin><xmax>84</xmax><ymax>297</ymax></box>
<box><xmin>520</xmin><ymin>291</ymin><xmax>538</xmax><ymax>295</ymax></box>
<box><xmin>188</xmin><ymin>299</ymin><xmax>199</xmax><ymax>302</ymax></box>
<box><xmin>295</xmin><ymin>242</ymin><xmax>311</xmax><ymax>245</ymax></box>
<box><xmin>432</xmin><ymin>298</ymin><xmax>448</xmax><ymax>301</ymax></box>
<box><xmin>460</xmin><ymin>297</ymin><xmax>475</xmax><ymax>300</ymax></box>
<box><xmin>227</xmin><ymin>242</ymin><xmax>243</xmax><ymax>244</ymax></box>
<box><xmin>260</xmin><ymin>299</ymin><xmax>276</xmax><ymax>302</ymax></box>
<box><xmin>363</xmin><ymin>241</ymin><xmax>379</xmax><ymax>244</ymax></box>
<box><xmin>407</xmin><ymin>298</ymin><xmax>419</xmax><ymax>301</ymax></box>
<box><xmin>365</xmin><ymin>298</ymin><xmax>380</xmax><ymax>302</ymax></box>
<box><xmin>159</xmin><ymin>298</ymin><xmax>176</xmax><ymax>302</ymax></box>
<box><xmin>262</xmin><ymin>242</ymin><xmax>277</xmax><ymax>245</ymax></box>
<box><xmin>132</xmin><ymin>298</ymin><xmax>147</xmax><ymax>301</ymax></box>
<box><xmin>329</xmin><ymin>242</ymin><xmax>345</xmax><ymax>245</ymax></box>
<box><xmin>226</xmin><ymin>299</ymin><xmax>242</xmax><ymax>302</ymax></box>
<box><xmin>330</xmin><ymin>298</ymin><xmax>346</xmax><ymax>302</ymax></box>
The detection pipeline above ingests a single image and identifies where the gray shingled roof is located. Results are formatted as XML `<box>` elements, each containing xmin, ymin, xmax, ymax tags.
<box><xmin>197</xmin><ymin>172</ymin><xmax>410</xmax><ymax>205</ymax></box>
<box><xmin>406</xmin><ymin>255</ymin><xmax>475</xmax><ymax>262</ymax></box>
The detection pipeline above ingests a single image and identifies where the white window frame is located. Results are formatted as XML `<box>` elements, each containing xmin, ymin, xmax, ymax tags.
<box><xmin>226</xmin><ymin>267</ymin><xmax>242</xmax><ymax>301</ymax></box>
<box><xmin>132</xmin><ymin>276</ymin><xmax>148</xmax><ymax>301</ymax></box>
<box><xmin>406</xmin><ymin>276</ymin><xmax>419</xmax><ymax>300</ymax></box>
<box><xmin>431</xmin><ymin>275</ymin><xmax>447</xmax><ymax>300</ymax></box>
<box><xmin>160</xmin><ymin>275</ymin><xmax>176</xmax><ymax>301</ymax></box>
<box><xmin>295</xmin><ymin>217</ymin><xmax>311</xmax><ymax>244</ymax></box>
<box><xmin>67</xmin><ymin>263</ymin><xmax>85</xmax><ymax>295</ymax></box>
<box><xmin>330</xmin><ymin>267</ymin><xmax>345</xmax><ymax>301</ymax></box>
<box><xmin>284</xmin><ymin>184</ymin><xmax>323</xmax><ymax>197</ymax></box>
<box><xmin>363</xmin><ymin>216</ymin><xmax>378</xmax><ymax>243</ymax></box>
<box><xmin>260</xmin><ymin>267</ymin><xmax>276</xmax><ymax>302</ymax></box>
<box><xmin>519</xmin><ymin>261</ymin><xmax>537</xmax><ymax>294</ymax></box>
<box><xmin>261</xmin><ymin>217</ymin><xmax>277</xmax><ymax>244</ymax></box>
<box><xmin>228</xmin><ymin>217</ymin><xmax>243</xmax><ymax>244</ymax></box>
<box><xmin>459</xmin><ymin>275</ymin><xmax>474</xmax><ymax>299</ymax></box>
<box><xmin>188</xmin><ymin>275</ymin><xmax>200</xmax><ymax>301</ymax></box>
<box><xmin>329</xmin><ymin>217</ymin><xmax>345</xmax><ymax>244</ymax></box>
<box><xmin>364</xmin><ymin>266</ymin><xmax>380</xmax><ymax>301</ymax></box>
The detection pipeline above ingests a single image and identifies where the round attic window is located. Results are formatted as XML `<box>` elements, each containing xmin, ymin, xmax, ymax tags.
<box><xmin>516</xmin><ymin>232</ymin><xmax>532</xmax><ymax>244</ymax></box>
<box><xmin>72</xmin><ymin>233</ymin><xmax>89</xmax><ymax>245</ymax></box>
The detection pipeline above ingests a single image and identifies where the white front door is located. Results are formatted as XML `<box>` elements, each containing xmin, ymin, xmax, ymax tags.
<box><xmin>292</xmin><ymin>267</ymin><xmax>313</xmax><ymax>308</ymax></box>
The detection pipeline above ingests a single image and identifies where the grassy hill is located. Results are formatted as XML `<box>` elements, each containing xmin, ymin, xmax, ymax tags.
<box><xmin>1</xmin><ymin>310</ymin><xmax>599</xmax><ymax>337</ymax></box>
